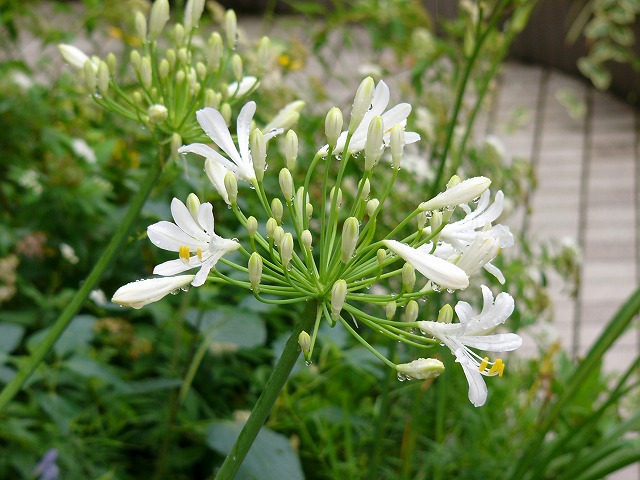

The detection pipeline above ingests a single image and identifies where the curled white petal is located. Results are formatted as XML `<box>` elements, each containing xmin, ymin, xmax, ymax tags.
<box><xmin>112</xmin><ymin>275</ymin><xmax>195</xmax><ymax>309</ymax></box>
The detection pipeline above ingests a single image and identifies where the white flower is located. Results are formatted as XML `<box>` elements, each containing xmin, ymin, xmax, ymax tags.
<box><xmin>179</xmin><ymin>102</ymin><xmax>281</xmax><ymax>184</ymax></box>
<box><xmin>112</xmin><ymin>275</ymin><xmax>195</xmax><ymax>309</ymax></box>
<box><xmin>58</xmin><ymin>44</ymin><xmax>96</xmax><ymax>72</ymax></box>
<box><xmin>420</xmin><ymin>176</ymin><xmax>491</xmax><ymax>212</ymax></box>
<box><xmin>71</xmin><ymin>138</ymin><xmax>97</xmax><ymax>164</ymax></box>
<box><xmin>320</xmin><ymin>80</ymin><xmax>420</xmax><ymax>155</ymax></box>
<box><xmin>227</xmin><ymin>76</ymin><xmax>258</xmax><ymax>97</ymax></box>
<box><xmin>383</xmin><ymin>239</ymin><xmax>469</xmax><ymax>291</ymax></box>
<box><xmin>396</xmin><ymin>358</ymin><xmax>445</xmax><ymax>380</ymax></box>
<box><xmin>424</xmin><ymin>190</ymin><xmax>513</xmax><ymax>283</ymax></box>
<box><xmin>147</xmin><ymin>198</ymin><xmax>240</xmax><ymax>286</ymax></box>
<box><xmin>418</xmin><ymin>285</ymin><xmax>522</xmax><ymax>407</ymax></box>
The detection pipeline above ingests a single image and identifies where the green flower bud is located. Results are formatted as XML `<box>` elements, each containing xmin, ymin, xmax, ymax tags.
<box><xmin>224</xmin><ymin>10</ymin><xmax>237</xmax><ymax>48</ymax></box>
<box><xmin>285</xmin><ymin>130</ymin><xmax>298</xmax><ymax>171</ymax></box>
<box><xmin>174</xmin><ymin>24</ymin><xmax>185</xmax><ymax>47</ymax></box>
<box><xmin>257</xmin><ymin>36</ymin><xmax>272</xmax><ymax>74</ymax></box>
<box><xmin>404</xmin><ymin>300</ymin><xmax>419</xmax><ymax>323</ymax></box>
<box><xmin>402</xmin><ymin>262</ymin><xmax>416</xmax><ymax>293</ymax></box>
<box><xmin>365</xmin><ymin>198</ymin><xmax>379</xmax><ymax>218</ymax></box>
<box><xmin>204</xmin><ymin>89</ymin><xmax>220</xmax><ymax>108</ymax></box>
<box><xmin>84</xmin><ymin>60</ymin><xmax>97</xmax><ymax>91</ymax></box>
<box><xmin>149</xmin><ymin>0</ymin><xmax>170</xmax><ymax>41</ymax></box>
<box><xmin>196</xmin><ymin>62</ymin><xmax>207</xmax><ymax>80</ymax></box>
<box><xmin>385</xmin><ymin>301</ymin><xmax>397</xmax><ymax>320</ymax></box>
<box><xmin>176</xmin><ymin>70</ymin><xmax>186</xmax><ymax>85</ymax></box>
<box><xmin>341</xmin><ymin>217</ymin><xmax>359</xmax><ymax>263</ymax></box>
<box><xmin>184</xmin><ymin>0</ymin><xmax>205</xmax><ymax>33</ymax></box>
<box><xmin>248</xmin><ymin>252</ymin><xmax>263</xmax><ymax>292</ymax></box>
<box><xmin>359</xmin><ymin>178</ymin><xmax>371</xmax><ymax>200</ymax></box>
<box><xmin>331</xmin><ymin>279</ymin><xmax>348</xmax><ymax>321</ymax></box>
<box><xmin>97</xmin><ymin>60</ymin><xmax>110</xmax><ymax>93</ymax></box>
<box><xmin>170</xmin><ymin>133</ymin><xmax>182</xmax><ymax>159</ymax></box>
<box><xmin>224</xmin><ymin>171</ymin><xmax>238</xmax><ymax>205</ymax></box>
<box><xmin>207</xmin><ymin>32</ymin><xmax>223</xmax><ymax>72</ymax></box>
<box><xmin>177</xmin><ymin>47</ymin><xmax>188</xmax><ymax>65</ymax></box>
<box><xmin>325</xmin><ymin>107</ymin><xmax>343</xmax><ymax>149</ymax></box>
<box><xmin>246</xmin><ymin>216</ymin><xmax>258</xmax><ymax>237</ymax></box>
<box><xmin>279</xmin><ymin>232</ymin><xmax>294</xmax><ymax>268</ymax></box>
<box><xmin>130</xmin><ymin>50</ymin><xmax>142</xmax><ymax>72</ymax></box>
<box><xmin>273</xmin><ymin>226</ymin><xmax>285</xmax><ymax>245</ymax></box>
<box><xmin>429</xmin><ymin>210</ymin><xmax>443</xmax><ymax>241</ymax></box>
<box><xmin>250</xmin><ymin>129</ymin><xmax>267</xmax><ymax>181</ymax></box>
<box><xmin>148</xmin><ymin>104</ymin><xmax>168</xmax><ymax>123</ymax></box>
<box><xmin>106</xmin><ymin>53</ymin><xmax>117</xmax><ymax>74</ymax></box>
<box><xmin>330</xmin><ymin>187</ymin><xmax>342</xmax><ymax>208</ymax></box>
<box><xmin>166</xmin><ymin>49</ymin><xmax>176</xmax><ymax>69</ymax></box>
<box><xmin>135</xmin><ymin>11</ymin><xmax>147</xmax><ymax>41</ymax></box>
<box><xmin>279</xmin><ymin>168</ymin><xmax>294</xmax><ymax>201</ymax></box>
<box><xmin>364</xmin><ymin>115</ymin><xmax>384</xmax><ymax>171</ymax></box>
<box><xmin>348</xmin><ymin>76</ymin><xmax>375</xmax><ymax>134</ymax></box>
<box><xmin>266</xmin><ymin>217</ymin><xmax>278</xmax><ymax>239</ymax></box>
<box><xmin>141</xmin><ymin>56</ymin><xmax>152</xmax><ymax>89</ymax></box>
<box><xmin>298</xmin><ymin>330</ymin><xmax>311</xmax><ymax>357</ymax></box>
<box><xmin>301</xmin><ymin>230</ymin><xmax>313</xmax><ymax>250</ymax></box>
<box><xmin>220</xmin><ymin>103</ymin><xmax>232</xmax><ymax>125</ymax></box>
<box><xmin>396</xmin><ymin>358</ymin><xmax>445</xmax><ymax>380</ymax></box>
<box><xmin>231</xmin><ymin>54</ymin><xmax>243</xmax><ymax>82</ymax></box>
<box><xmin>390</xmin><ymin>123</ymin><xmax>405</xmax><ymax>169</ymax></box>
<box><xmin>376</xmin><ymin>248</ymin><xmax>386</xmax><ymax>265</ymax></box>
<box><xmin>186</xmin><ymin>193</ymin><xmax>200</xmax><ymax>220</ymax></box>
<box><xmin>437</xmin><ymin>304</ymin><xmax>454</xmax><ymax>324</ymax></box>
<box><xmin>158</xmin><ymin>59</ymin><xmax>170</xmax><ymax>79</ymax></box>
<box><xmin>417</xmin><ymin>211</ymin><xmax>428</xmax><ymax>230</ymax></box>
<box><xmin>271</xmin><ymin>198</ymin><xmax>283</xmax><ymax>223</ymax></box>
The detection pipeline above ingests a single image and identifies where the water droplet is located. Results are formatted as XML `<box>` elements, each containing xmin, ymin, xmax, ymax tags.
<box><xmin>180</xmin><ymin>285</ymin><xmax>190</xmax><ymax>292</ymax></box>
<box><xmin>305</xmin><ymin>360</ymin><xmax>312</xmax><ymax>367</ymax></box>
<box><xmin>397</xmin><ymin>372</ymin><xmax>406</xmax><ymax>382</ymax></box>
<box><xmin>446</xmin><ymin>288</ymin><xmax>454</xmax><ymax>294</ymax></box>
<box><xmin>170</xmin><ymin>289</ymin><xmax>179</xmax><ymax>295</ymax></box>
<box><xmin>249</xmin><ymin>184</ymin><xmax>256</xmax><ymax>190</ymax></box>
<box><xmin>472</xmin><ymin>196</ymin><xmax>481</xmax><ymax>204</ymax></box>
<box><xmin>286</xmin><ymin>264</ymin><xmax>293</xmax><ymax>271</ymax></box>
<box><xmin>336</xmin><ymin>155</ymin><xmax>342</xmax><ymax>162</ymax></box>
<box><xmin>431</xmin><ymin>283</ymin><xmax>442</xmax><ymax>292</ymax></box>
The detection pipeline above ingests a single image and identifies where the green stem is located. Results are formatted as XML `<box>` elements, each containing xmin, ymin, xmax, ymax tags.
<box><xmin>0</xmin><ymin>153</ymin><xmax>164</xmax><ymax>413</ymax></box>
<box><xmin>214</xmin><ymin>301</ymin><xmax>318</xmax><ymax>480</ymax></box>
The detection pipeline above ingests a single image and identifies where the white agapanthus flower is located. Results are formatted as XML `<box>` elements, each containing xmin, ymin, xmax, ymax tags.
<box><xmin>418</xmin><ymin>285</ymin><xmax>522</xmax><ymax>407</ymax></box>
<box><xmin>320</xmin><ymin>80</ymin><xmax>420</xmax><ymax>155</ymax></box>
<box><xmin>178</xmin><ymin>102</ymin><xmax>281</xmax><ymax>185</ymax></box>
<box><xmin>147</xmin><ymin>197</ymin><xmax>240</xmax><ymax>286</ymax></box>
<box><xmin>419</xmin><ymin>176</ymin><xmax>491</xmax><ymax>212</ymax></box>
<box><xmin>423</xmin><ymin>190</ymin><xmax>513</xmax><ymax>283</ymax></box>
<box><xmin>383</xmin><ymin>239</ymin><xmax>469</xmax><ymax>291</ymax></box>
<box><xmin>227</xmin><ymin>76</ymin><xmax>258</xmax><ymax>97</ymax></box>
<box><xmin>112</xmin><ymin>275</ymin><xmax>195</xmax><ymax>309</ymax></box>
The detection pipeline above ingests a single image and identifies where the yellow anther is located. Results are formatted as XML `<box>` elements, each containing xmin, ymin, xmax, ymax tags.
<box><xmin>479</xmin><ymin>357</ymin><xmax>490</xmax><ymax>372</ymax></box>
<box><xmin>196</xmin><ymin>248</ymin><xmax>203</xmax><ymax>261</ymax></box>
<box><xmin>489</xmin><ymin>358</ymin><xmax>505</xmax><ymax>377</ymax></box>
<box><xmin>179</xmin><ymin>245</ymin><xmax>190</xmax><ymax>262</ymax></box>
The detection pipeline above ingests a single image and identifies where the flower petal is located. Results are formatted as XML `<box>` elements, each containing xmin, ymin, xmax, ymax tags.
<box><xmin>192</xmin><ymin>261</ymin><xmax>213</xmax><ymax>287</ymax></box>
<box><xmin>458</xmin><ymin>333</ymin><xmax>522</xmax><ymax>352</ymax></box>
<box><xmin>171</xmin><ymin>198</ymin><xmax>209</xmax><ymax>243</ymax></box>
<box><xmin>112</xmin><ymin>275</ymin><xmax>195</xmax><ymax>309</ymax></box>
<box><xmin>237</xmin><ymin>101</ymin><xmax>256</xmax><ymax>167</ymax></box>
<box><xmin>178</xmin><ymin>142</ymin><xmax>236</xmax><ymax>172</ymax></box>
<box><xmin>455</xmin><ymin>349</ymin><xmax>488</xmax><ymax>407</ymax></box>
<box><xmin>204</xmin><ymin>158</ymin><xmax>231</xmax><ymax>204</ymax></box>
<box><xmin>196</xmin><ymin>107</ymin><xmax>243</xmax><ymax>165</ymax></box>
<box><xmin>153</xmin><ymin>258</ymin><xmax>194</xmax><ymax>276</ymax></box>
<box><xmin>197</xmin><ymin>202</ymin><xmax>216</xmax><ymax>236</ymax></box>
<box><xmin>147</xmin><ymin>221</ymin><xmax>207</xmax><ymax>251</ymax></box>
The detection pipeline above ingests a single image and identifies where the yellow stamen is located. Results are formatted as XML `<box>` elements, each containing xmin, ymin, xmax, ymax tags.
<box><xmin>489</xmin><ymin>358</ymin><xmax>505</xmax><ymax>377</ymax></box>
<box><xmin>196</xmin><ymin>248</ymin><xmax>203</xmax><ymax>261</ymax></box>
<box><xmin>479</xmin><ymin>357</ymin><xmax>490</xmax><ymax>372</ymax></box>
<box><xmin>179</xmin><ymin>245</ymin><xmax>190</xmax><ymax>262</ymax></box>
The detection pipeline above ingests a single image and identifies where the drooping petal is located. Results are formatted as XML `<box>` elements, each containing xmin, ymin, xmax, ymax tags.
<box><xmin>381</xmin><ymin>103</ymin><xmax>411</xmax><ymax>132</ymax></box>
<box><xmin>483</xmin><ymin>262</ymin><xmax>505</xmax><ymax>284</ymax></box>
<box><xmin>112</xmin><ymin>275</ymin><xmax>195</xmax><ymax>309</ymax></box>
<box><xmin>178</xmin><ymin>143</ymin><xmax>236</xmax><ymax>172</ymax></box>
<box><xmin>171</xmin><ymin>198</ymin><xmax>209</xmax><ymax>243</ymax></box>
<box><xmin>204</xmin><ymin>158</ymin><xmax>230</xmax><ymax>204</ymax></box>
<box><xmin>458</xmin><ymin>333</ymin><xmax>522</xmax><ymax>352</ymax></box>
<box><xmin>420</xmin><ymin>177</ymin><xmax>491</xmax><ymax>212</ymax></box>
<box><xmin>455</xmin><ymin>349</ymin><xmax>488</xmax><ymax>407</ymax></box>
<box><xmin>153</xmin><ymin>258</ymin><xmax>194</xmax><ymax>276</ymax></box>
<box><xmin>236</xmin><ymin>101</ymin><xmax>256</xmax><ymax>167</ymax></box>
<box><xmin>192</xmin><ymin>261</ymin><xmax>213</xmax><ymax>287</ymax></box>
<box><xmin>454</xmin><ymin>301</ymin><xmax>474</xmax><ymax>327</ymax></box>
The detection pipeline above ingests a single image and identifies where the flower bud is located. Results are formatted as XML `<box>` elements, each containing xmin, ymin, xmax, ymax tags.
<box><xmin>149</xmin><ymin>0</ymin><xmax>170</xmax><ymax>41</ymax></box>
<box><xmin>58</xmin><ymin>44</ymin><xmax>94</xmax><ymax>71</ymax></box>
<box><xmin>402</xmin><ymin>262</ymin><xmax>416</xmax><ymax>292</ymax></box>
<box><xmin>416</xmin><ymin>211</ymin><xmax>428</xmax><ymax>230</ymax></box>
<box><xmin>376</xmin><ymin>248</ymin><xmax>386</xmax><ymax>265</ymax></box>
<box><xmin>279</xmin><ymin>168</ymin><xmax>294</xmax><ymax>201</ymax></box>
<box><xmin>266</xmin><ymin>217</ymin><xmax>278</xmax><ymax>239</ymax></box>
<box><xmin>135</xmin><ymin>11</ymin><xmax>147</xmax><ymax>40</ymax></box>
<box><xmin>220</xmin><ymin>103</ymin><xmax>232</xmax><ymax>125</ymax></box>
<box><xmin>112</xmin><ymin>275</ymin><xmax>195</xmax><ymax>309</ymax></box>
<box><xmin>184</xmin><ymin>0</ymin><xmax>205</xmax><ymax>33</ymax></box>
<box><xmin>231</xmin><ymin>54</ymin><xmax>243</xmax><ymax>82</ymax></box>
<box><xmin>429</xmin><ymin>210</ymin><xmax>443</xmax><ymax>241</ymax></box>
<box><xmin>331</xmin><ymin>279</ymin><xmax>348</xmax><ymax>321</ymax></box>
<box><xmin>325</xmin><ymin>107</ymin><xmax>343</xmax><ymax>149</ymax></box>
<box><xmin>177</xmin><ymin>47</ymin><xmax>188</xmax><ymax>65</ymax></box>
<box><xmin>106</xmin><ymin>53</ymin><xmax>117</xmax><ymax>74</ymax></box>
<box><xmin>419</xmin><ymin>176</ymin><xmax>491</xmax><ymax>212</ymax></box>
<box><xmin>224</xmin><ymin>171</ymin><xmax>238</xmax><ymax>205</ymax></box>
<box><xmin>365</xmin><ymin>198</ymin><xmax>379</xmax><ymax>218</ymax></box>
<box><xmin>306</xmin><ymin>202</ymin><xmax>313</xmax><ymax>219</ymax></box>
<box><xmin>364</xmin><ymin>115</ymin><xmax>384</xmax><ymax>171</ymax></box>
<box><xmin>273</xmin><ymin>226</ymin><xmax>285</xmax><ymax>245</ymax></box>
<box><xmin>166</xmin><ymin>49</ymin><xmax>176</xmax><ymax>69</ymax></box>
<box><xmin>141</xmin><ymin>57</ymin><xmax>152</xmax><ymax>89</ymax></box>
<box><xmin>224</xmin><ymin>10</ymin><xmax>237</xmax><ymax>48</ymax></box>
<box><xmin>341</xmin><ymin>217</ymin><xmax>359</xmax><ymax>263</ymax></box>
<box><xmin>404</xmin><ymin>300</ymin><xmax>419</xmax><ymax>323</ymax></box>
<box><xmin>396</xmin><ymin>358</ymin><xmax>445</xmax><ymax>380</ymax></box>
<box><xmin>174</xmin><ymin>24</ymin><xmax>185</xmax><ymax>47</ymax></box>
<box><xmin>390</xmin><ymin>123</ymin><xmax>405</xmax><ymax>169</ymax></box>
<box><xmin>246</xmin><ymin>216</ymin><xmax>258</xmax><ymax>237</ymax></box>
<box><xmin>186</xmin><ymin>193</ymin><xmax>200</xmax><ymax>220</ymax></box>
<box><xmin>385</xmin><ymin>301</ymin><xmax>397</xmax><ymax>320</ymax></box>
<box><xmin>148</xmin><ymin>104</ymin><xmax>168</xmax><ymax>123</ymax></box>
<box><xmin>359</xmin><ymin>178</ymin><xmax>371</xmax><ymax>200</ymax></box>
<box><xmin>130</xmin><ymin>50</ymin><xmax>142</xmax><ymax>72</ymax></box>
<box><xmin>257</xmin><ymin>36</ymin><xmax>272</xmax><ymax>74</ymax></box>
<box><xmin>196</xmin><ymin>62</ymin><xmax>207</xmax><ymax>80</ymax></box>
<box><xmin>171</xmin><ymin>133</ymin><xmax>182</xmax><ymax>159</ymax></box>
<box><xmin>264</xmin><ymin>100</ymin><xmax>305</xmax><ymax>132</ymax></box>
<box><xmin>438</xmin><ymin>304</ymin><xmax>454</xmax><ymax>323</ymax></box>
<box><xmin>248</xmin><ymin>252</ymin><xmax>263</xmax><ymax>292</ymax></box>
<box><xmin>330</xmin><ymin>187</ymin><xmax>342</xmax><ymax>208</ymax></box>
<box><xmin>84</xmin><ymin>60</ymin><xmax>97</xmax><ymax>91</ymax></box>
<box><xmin>204</xmin><ymin>89</ymin><xmax>220</xmax><ymax>108</ymax></box>
<box><xmin>132</xmin><ymin>91</ymin><xmax>143</xmax><ymax>105</ymax></box>
<box><xmin>348</xmin><ymin>76</ymin><xmax>375</xmax><ymax>134</ymax></box>
<box><xmin>279</xmin><ymin>232</ymin><xmax>294</xmax><ymax>268</ymax></box>
<box><xmin>301</xmin><ymin>230</ymin><xmax>313</xmax><ymax>250</ymax></box>
<box><xmin>207</xmin><ymin>32</ymin><xmax>223</xmax><ymax>72</ymax></box>
<box><xmin>176</xmin><ymin>70</ymin><xmax>186</xmax><ymax>85</ymax></box>
<box><xmin>271</xmin><ymin>198</ymin><xmax>283</xmax><ymax>223</ymax></box>
<box><xmin>298</xmin><ymin>331</ymin><xmax>311</xmax><ymax>357</ymax></box>
<box><xmin>250</xmin><ymin>129</ymin><xmax>267</xmax><ymax>181</ymax></box>
<box><xmin>158</xmin><ymin>59</ymin><xmax>170</xmax><ymax>79</ymax></box>
<box><xmin>97</xmin><ymin>60</ymin><xmax>110</xmax><ymax>93</ymax></box>
<box><xmin>285</xmin><ymin>130</ymin><xmax>298</xmax><ymax>171</ymax></box>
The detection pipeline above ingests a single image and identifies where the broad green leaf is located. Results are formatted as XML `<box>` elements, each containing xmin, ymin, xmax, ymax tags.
<box><xmin>186</xmin><ymin>307</ymin><xmax>266</xmax><ymax>353</ymax></box>
<box><xmin>0</xmin><ymin>322</ymin><xmax>24</xmax><ymax>357</ymax></box>
<box><xmin>27</xmin><ymin>315</ymin><xmax>96</xmax><ymax>357</ymax></box>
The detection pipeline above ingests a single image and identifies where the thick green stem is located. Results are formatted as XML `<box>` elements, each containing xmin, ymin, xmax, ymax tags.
<box><xmin>0</xmin><ymin>154</ymin><xmax>164</xmax><ymax>413</ymax></box>
<box><xmin>215</xmin><ymin>301</ymin><xmax>318</xmax><ymax>480</ymax></box>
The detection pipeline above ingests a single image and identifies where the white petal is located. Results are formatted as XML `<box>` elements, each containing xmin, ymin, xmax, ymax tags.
<box><xmin>112</xmin><ymin>275</ymin><xmax>195</xmax><ymax>309</ymax></box>
<box><xmin>227</xmin><ymin>76</ymin><xmax>258</xmax><ymax>97</ymax></box>
<box><xmin>454</xmin><ymin>301</ymin><xmax>474</xmax><ymax>327</ymax></box>
<box><xmin>153</xmin><ymin>258</ymin><xmax>194</xmax><ymax>276</ymax></box>
<box><xmin>204</xmin><ymin>158</ymin><xmax>231</xmax><ymax>204</ymax></box>
<box><xmin>192</xmin><ymin>261</ymin><xmax>213</xmax><ymax>287</ymax></box>
<box><xmin>178</xmin><ymin>143</ymin><xmax>236</xmax><ymax>172</ymax></box>
<box><xmin>196</xmin><ymin>108</ymin><xmax>243</xmax><ymax>165</ymax></box>
<box><xmin>236</xmin><ymin>101</ymin><xmax>256</xmax><ymax>168</ymax></box>
<box><xmin>171</xmin><ymin>198</ymin><xmax>208</xmax><ymax>243</ymax></box>
<box><xmin>483</xmin><ymin>262</ymin><xmax>505</xmax><ymax>284</ymax></box>
<box><xmin>147</xmin><ymin>221</ymin><xmax>207</xmax><ymax>251</ymax></box>
<box><xmin>58</xmin><ymin>44</ymin><xmax>94</xmax><ymax>71</ymax></box>
<box><xmin>459</xmin><ymin>333</ymin><xmax>522</xmax><ymax>352</ymax></box>
<box><xmin>368</xmin><ymin>80</ymin><xmax>390</xmax><ymax>117</ymax></box>
<box><xmin>197</xmin><ymin>202</ymin><xmax>216</xmax><ymax>235</ymax></box>
<box><xmin>402</xmin><ymin>131</ymin><xmax>421</xmax><ymax>145</ymax></box>
<box><xmin>420</xmin><ymin>177</ymin><xmax>491</xmax><ymax>212</ymax></box>
<box><xmin>457</xmin><ymin>354</ymin><xmax>488</xmax><ymax>407</ymax></box>
<box><xmin>381</xmin><ymin>103</ymin><xmax>411</xmax><ymax>131</ymax></box>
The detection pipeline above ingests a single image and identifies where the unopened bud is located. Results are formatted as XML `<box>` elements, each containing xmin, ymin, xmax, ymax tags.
<box><xmin>376</xmin><ymin>248</ymin><xmax>386</xmax><ymax>265</ymax></box>
<box><xmin>251</xmin><ymin>129</ymin><xmax>267</xmax><ymax>181</ymax></box>
<box><xmin>130</xmin><ymin>50</ymin><xmax>142</xmax><ymax>72</ymax></box>
<box><xmin>385</xmin><ymin>301</ymin><xmax>397</xmax><ymax>320</ymax></box>
<box><xmin>279</xmin><ymin>232</ymin><xmax>294</xmax><ymax>268</ymax></box>
<box><xmin>298</xmin><ymin>331</ymin><xmax>311</xmax><ymax>357</ymax></box>
<box><xmin>84</xmin><ymin>60</ymin><xmax>97</xmax><ymax>91</ymax></box>
<box><xmin>148</xmin><ymin>104</ymin><xmax>168</xmax><ymax>123</ymax></box>
<box><xmin>220</xmin><ymin>103</ymin><xmax>232</xmax><ymax>125</ymax></box>
<box><xmin>402</xmin><ymin>262</ymin><xmax>416</xmax><ymax>292</ymax></box>
<box><xmin>279</xmin><ymin>168</ymin><xmax>294</xmax><ymax>201</ymax></box>
<box><xmin>176</xmin><ymin>70</ymin><xmax>186</xmax><ymax>85</ymax></box>
<box><xmin>149</xmin><ymin>0</ymin><xmax>170</xmax><ymax>41</ymax></box>
<box><xmin>341</xmin><ymin>217</ymin><xmax>359</xmax><ymax>263</ymax></box>
<box><xmin>204</xmin><ymin>89</ymin><xmax>220</xmax><ymax>108</ymax></box>
<box><xmin>106</xmin><ymin>53</ymin><xmax>117</xmax><ymax>74</ymax></box>
<box><xmin>264</xmin><ymin>100</ymin><xmax>305</xmax><ymax>132</ymax></box>
<box><xmin>273</xmin><ymin>226</ymin><xmax>285</xmax><ymax>245</ymax></box>
<box><xmin>330</xmin><ymin>187</ymin><xmax>343</xmax><ymax>208</ymax></box>
<box><xmin>285</xmin><ymin>130</ymin><xmax>298</xmax><ymax>170</ymax></box>
<box><xmin>331</xmin><ymin>279</ymin><xmax>348</xmax><ymax>321</ymax></box>
<box><xmin>257</xmin><ymin>36</ymin><xmax>272</xmax><ymax>74</ymax></box>
<box><xmin>132</xmin><ymin>91</ymin><xmax>143</xmax><ymax>105</ymax></box>
<box><xmin>97</xmin><ymin>61</ymin><xmax>110</xmax><ymax>93</ymax></box>
<box><xmin>196</xmin><ymin>62</ymin><xmax>207</xmax><ymax>80</ymax></box>
<box><xmin>306</xmin><ymin>202</ymin><xmax>313</xmax><ymax>219</ymax></box>
<box><xmin>359</xmin><ymin>178</ymin><xmax>371</xmax><ymax>200</ymax></box>
<box><xmin>58</xmin><ymin>44</ymin><xmax>93</xmax><ymax>70</ymax></box>
<box><xmin>158</xmin><ymin>59</ymin><xmax>170</xmax><ymax>79</ymax></box>
<box><xmin>390</xmin><ymin>123</ymin><xmax>405</xmax><ymax>169</ymax></box>
<box><xmin>174</xmin><ymin>24</ymin><xmax>185</xmax><ymax>47</ymax></box>
<box><xmin>364</xmin><ymin>115</ymin><xmax>384</xmax><ymax>170</ymax></box>
<box><xmin>271</xmin><ymin>198</ymin><xmax>283</xmax><ymax>223</ymax></box>
<box><xmin>135</xmin><ymin>11</ymin><xmax>147</xmax><ymax>40</ymax></box>
<box><xmin>207</xmin><ymin>32</ymin><xmax>223</xmax><ymax>72</ymax></box>
<box><xmin>417</xmin><ymin>211</ymin><xmax>428</xmax><ymax>230</ymax></box>
<box><xmin>365</xmin><ymin>198</ymin><xmax>379</xmax><ymax>218</ymax></box>
<box><xmin>348</xmin><ymin>76</ymin><xmax>375</xmax><ymax>134</ymax></box>
<box><xmin>177</xmin><ymin>47</ymin><xmax>188</xmax><ymax>65</ymax></box>
<box><xmin>301</xmin><ymin>230</ymin><xmax>313</xmax><ymax>250</ymax></box>
<box><xmin>186</xmin><ymin>193</ymin><xmax>200</xmax><ymax>219</ymax></box>
<box><xmin>231</xmin><ymin>54</ymin><xmax>243</xmax><ymax>82</ymax></box>
<box><xmin>141</xmin><ymin>56</ymin><xmax>152</xmax><ymax>89</ymax></box>
<box><xmin>419</xmin><ymin>176</ymin><xmax>491</xmax><ymax>212</ymax></box>
<box><xmin>224</xmin><ymin>171</ymin><xmax>238</xmax><ymax>205</ymax></box>
<box><xmin>248</xmin><ymin>252</ymin><xmax>263</xmax><ymax>292</ymax></box>
<box><xmin>166</xmin><ymin>49</ymin><xmax>176</xmax><ymax>68</ymax></box>
<box><xmin>429</xmin><ymin>210</ymin><xmax>443</xmax><ymax>240</ymax></box>
<box><xmin>224</xmin><ymin>10</ymin><xmax>237</xmax><ymax>48</ymax></box>
<box><xmin>184</xmin><ymin>0</ymin><xmax>205</xmax><ymax>32</ymax></box>
<box><xmin>438</xmin><ymin>304</ymin><xmax>454</xmax><ymax>324</ymax></box>
<box><xmin>396</xmin><ymin>358</ymin><xmax>445</xmax><ymax>380</ymax></box>
<box><xmin>171</xmin><ymin>133</ymin><xmax>182</xmax><ymax>159</ymax></box>
<box><xmin>266</xmin><ymin>217</ymin><xmax>278</xmax><ymax>239</ymax></box>
<box><xmin>325</xmin><ymin>107</ymin><xmax>343</xmax><ymax>149</ymax></box>
<box><xmin>404</xmin><ymin>300</ymin><xmax>419</xmax><ymax>323</ymax></box>
<box><xmin>246</xmin><ymin>216</ymin><xmax>258</xmax><ymax>237</ymax></box>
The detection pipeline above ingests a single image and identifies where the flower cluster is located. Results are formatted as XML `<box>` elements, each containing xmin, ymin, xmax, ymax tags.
<box><xmin>112</xmin><ymin>74</ymin><xmax>521</xmax><ymax>407</ymax></box>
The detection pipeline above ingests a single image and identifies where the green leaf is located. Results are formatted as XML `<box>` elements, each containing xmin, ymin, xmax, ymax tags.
<box><xmin>0</xmin><ymin>322</ymin><xmax>25</xmax><ymax>356</ymax></box>
<box><xmin>205</xmin><ymin>420</ymin><xmax>304</xmax><ymax>480</ymax></box>
<box><xmin>185</xmin><ymin>308</ymin><xmax>266</xmax><ymax>353</ymax></box>
<box><xmin>27</xmin><ymin>314</ymin><xmax>96</xmax><ymax>357</ymax></box>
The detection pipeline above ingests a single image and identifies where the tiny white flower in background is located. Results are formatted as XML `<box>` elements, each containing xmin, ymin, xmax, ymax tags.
<box><xmin>418</xmin><ymin>285</ymin><xmax>522</xmax><ymax>407</ymax></box>
<box><xmin>179</xmin><ymin>101</ymin><xmax>281</xmax><ymax>183</ymax></box>
<box><xmin>71</xmin><ymin>138</ymin><xmax>97</xmax><ymax>164</ymax></box>
<box><xmin>484</xmin><ymin>134</ymin><xmax>506</xmax><ymax>159</ymax></box>
<box><xmin>263</xmin><ymin>100</ymin><xmax>305</xmax><ymax>132</ymax></box>
<box><xmin>320</xmin><ymin>80</ymin><xmax>420</xmax><ymax>155</ymax></box>
<box><xmin>60</xmin><ymin>243</ymin><xmax>79</xmax><ymax>264</ymax></box>
<box><xmin>420</xmin><ymin>176</ymin><xmax>491</xmax><ymax>212</ymax></box>
<box><xmin>383</xmin><ymin>239</ymin><xmax>469</xmax><ymax>291</ymax></box>
<box><xmin>89</xmin><ymin>289</ymin><xmax>108</xmax><ymax>306</ymax></box>
<box><xmin>147</xmin><ymin>197</ymin><xmax>240</xmax><ymax>286</ymax></box>
<box><xmin>227</xmin><ymin>76</ymin><xmax>258</xmax><ymax>97</ymax></box>
<box><xmin>58</xmin><ymin>44</ymin><xmax>96</xmax><ymax>72</ymax></box>
<box><xmin>112</xmin><ymin>275</ymin><xmax>195</xmax><ymax>309</ymax></box>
